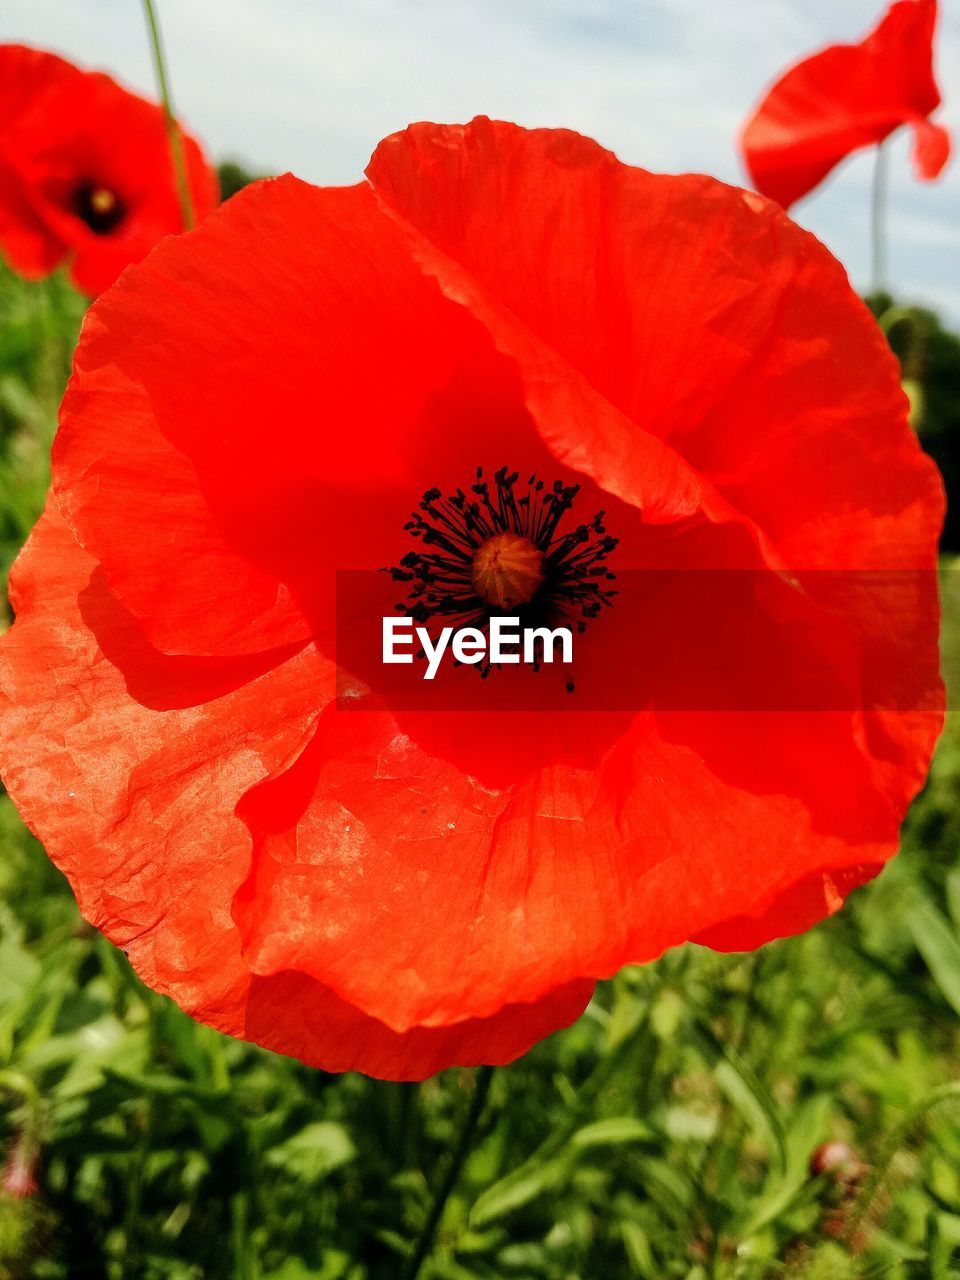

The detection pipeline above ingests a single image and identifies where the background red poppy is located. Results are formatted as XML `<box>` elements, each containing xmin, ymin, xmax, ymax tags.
<box><xmin>741</xmin><ymin>0</ymin><xmax>951</xmax><ymax>209</ymax></box>
<box><xmin>0</xmin><ymin>43</ymin><xmax>217</xmax><ymax>295</ymax></box>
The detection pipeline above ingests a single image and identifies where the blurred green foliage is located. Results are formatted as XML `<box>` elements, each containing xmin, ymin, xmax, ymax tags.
<box><xmin>0</xmin><ymin>268</ymin><xmax>83</xmax><ymax>626</ymax></box>
<box><xmin>867</xmin><ymin>292</ymin><xmax>960</xmax><ymax>552</ymax></box>
<box><xmin>0</xmin><ymin>263</ymin><xmax>958</xmax><ymax>1279</ymax></box>
<box><xmin>216</xmin><ymin>161</ymin><xmax>262</xmax><ymax>203</ymax></box>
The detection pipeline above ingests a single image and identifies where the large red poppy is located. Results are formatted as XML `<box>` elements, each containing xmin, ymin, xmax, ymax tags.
<box><xmin>0</xmin><ymin>44</ymin><xmax>217</xmax><ymax>295</ymax></box>
<box><xmin>0</xmin><ymin>119</ymin><xmax>944</xmax><ymax>1079</ymax></box>
<box><xmin>741</xmin><ymin>0</ymin><xmax>951</xmax><ymax>209</ymax></box>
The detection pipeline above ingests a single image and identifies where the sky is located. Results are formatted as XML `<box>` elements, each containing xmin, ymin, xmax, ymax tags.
<box><xmin>5</xmin><ymin>0</ymin><xmax>959</xmax><ymax>322</ymax></box>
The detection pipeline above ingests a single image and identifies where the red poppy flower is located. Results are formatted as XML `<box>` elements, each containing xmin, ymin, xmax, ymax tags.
<box><xmin>0</xmin><ymin>44</ymin><xmax>217</xmax><ymax>295</ymax></box>
<box><xmin>741</xmin><ymin>0</ymin><xmax>951</xmax><ymax>209</ymax></box>
<box><xmin>0</xmin><ymin>119</ymin><xmax>943</xmax><ymax>1079</ymax></box>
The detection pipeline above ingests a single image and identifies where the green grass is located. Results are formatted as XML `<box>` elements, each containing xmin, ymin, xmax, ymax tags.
<box><xmin>1</xmin><ymin>263</ymin><xmax>960</xmax><ymax>1280</ymax></box>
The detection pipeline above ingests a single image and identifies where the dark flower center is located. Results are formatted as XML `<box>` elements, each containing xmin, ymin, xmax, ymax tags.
<box><xmin>72</xmin><ymin>182</ymin><xmax>126</xmax><ymax>235</ymax></box>
<box><xmin>389</xmin><ymin>466</ymin><xmax>618</xmax><ymax>679</ymax></box>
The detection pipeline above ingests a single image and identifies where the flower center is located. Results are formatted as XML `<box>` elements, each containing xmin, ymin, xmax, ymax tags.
<box><xmin>471</xmin><ymin>531</ymin><xmax>543</xmax><ymax>609</ymax></box>
<box><xmin>73</xmin><ymin>182</ymin><xmax>126</xmax><ymax>235</ymax></box>
<box><xmin>389</xmin><ymin>466</ymin><xmax>617</xmax><ymax>678</ymax></box>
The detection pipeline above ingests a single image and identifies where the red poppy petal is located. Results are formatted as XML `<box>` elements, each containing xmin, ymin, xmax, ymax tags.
<box><xmin>866</xmin><ymin>0</ymin><xmax>942</xmax><ymax>115</ymax></box>
<box><xmin>691</xmin><ymin>863</ymin><xmax>884</xmax><ymax>952</ymax></box>
<box><xmin>740</xmin><ymin>44</ymin><xmax>893</xmax><ymax>210</ymax></box>
<box><xmin>228</xmin><ymin>691</ymin><xmax>939</xmax><ymax>1030</ymax></box>
<box><xmin>0</xmin><ymin>499</ymin><xmax>329</xmax><ymax>944</ymax></box>
<box><xmin>741</xmin><ymin>0</ymin><xmax>946</xmax><ymax>208</ymax></box>
<box><xmin>232</xmin><ymin>530</ymin><xmax>943</xmax><ymax>1029</ymax></box>
<box><xmin>365</xmin><ymin>118</ymin><xmax>939</xmax><ymax>573</ymax></box>
<box><xmin>0</xmin><ymin>45</ymin><xmax>80</xmax><ymax>276</ymax></box>
<box><xmin>0</xmin><ymin>163</ymin><xmax>65</xmax><ymax>279</ymax></box>
<box><xmin>5</xmin><ymin>511</ymin><xmax>936</xmax><ymax>1040</ymax></box>
<box><xmin>366</xmin><ymin>120</ymin><xmax>797</xmax><ymax>550</ymax></box>
<box><xmin>52</xmin><ymin>174</ymin><xmax>541</xmax><ymax>657</ymax></box>
<box><xmin>53</xmin><ymin>327</ymin><xmax>316</xmax><ymax>658</ymax></box>
<box><xmin>0</xmin><ymin>45</ymin><xmax>77</xmax><ymax>121</ymax></box>
<box><xmin>166</xmin><ymin>954</ymin><xmax>593</xmax><ymax>1081</ymax></box>
<box><xmin>0</xmin><ymin>503</ymin><xmax>590</xmax><ymax>1076</ymax></box>
<box><xmin>911</xmin><ymin>117</ymin><xmax>951</xmax><ymax>179</ymax></box>
<box><xmin>673</xmin><ymin>233</ymin><xmax>944</xmax><ymax>572</ymax></box>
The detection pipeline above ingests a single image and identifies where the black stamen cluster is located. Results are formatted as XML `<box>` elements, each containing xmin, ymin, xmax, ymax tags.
<box><xmin>387</xmin><ymin>466</ymin><xmax>618</xmax><ymax>680</ymax></box>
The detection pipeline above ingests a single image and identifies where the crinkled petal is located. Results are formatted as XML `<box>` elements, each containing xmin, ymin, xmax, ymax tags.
<box><xmin>0</xmin><ymin>499</ymin><xmax>328</xmax><ymax>939</ymax></box>
<box><xmin>232</xmin><ymin>682</ymin><xmax>940</xmax><ymax>1030</ymax></box>
<box><xmin>367</xmin><ymin>120</ymin><xmax>785</xmax><ymax>547</ymax></box>
<box><xmin>364</xmin><ymin>118</ymin><xmax>938</xmax><ymax>575</ymax></box>
<box><xmin>0</xmin><ymin>501</ymin><xmax>590</xmax><ymax>1077</ymax></box>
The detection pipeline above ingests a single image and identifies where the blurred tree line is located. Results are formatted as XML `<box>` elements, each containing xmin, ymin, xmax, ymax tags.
<box><xmin>868</xmin><ymin>292</ymin><xmax>960</xmax><ymax>550</ymax></box>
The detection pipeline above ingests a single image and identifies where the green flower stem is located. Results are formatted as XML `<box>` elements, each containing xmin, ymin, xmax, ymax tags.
<box><xmin>871</xmin><ymin>139</ymin><xmax>889</xmax><ymax>295</ymax></box>
<box><xmin>122</xmin><ymin>996</ymin><xmax>159</xmax><ymax>1271</ymax></box>
<box><xmin>231</xmin><ymin>1187</ymin><xmax>256</xmax><ymax>1280</ymax></box>
<box><xmin>141</xmin><ymin>0</ymin><xmax>196</xmax><ymax>229</ymax></box>
<box><xmin>202</xmin><ymin>1029</ymin><xmax>257</xmax><ymax>1279</ymax></box>
<box><xmin>403</xmin><ymin>1065</ymin><xmax>495</xmax><ymax>1280</ymax></box>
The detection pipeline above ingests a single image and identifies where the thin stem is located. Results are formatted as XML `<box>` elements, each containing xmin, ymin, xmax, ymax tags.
<box><xmin>141</xmin><ymin>0</ymin><xmax>196</xmax><ymax>229</ymax></box>
<box><xmin>230</xmin><ymin>1189</ymin><xmax>256</xmax><ymax>1280</ymax></box>
<box><xmin>202</xmin><ymin>1030</ymin><xmax>256</xmax><ymax>1278</ymax></box>
<box><xmin>403</xmin><ymin>1066</ymin><xmax>495</xmax><ymax>1280</ymax></box>
<box><xmin>870</xmin><ymin>139</ymin><xmax>889</xmax><ymax>295</ymax></box>
<box><xmin>122</xmin><ymin>996</ymin><xmax>159</xmax><ymax>1267</ymax></box>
